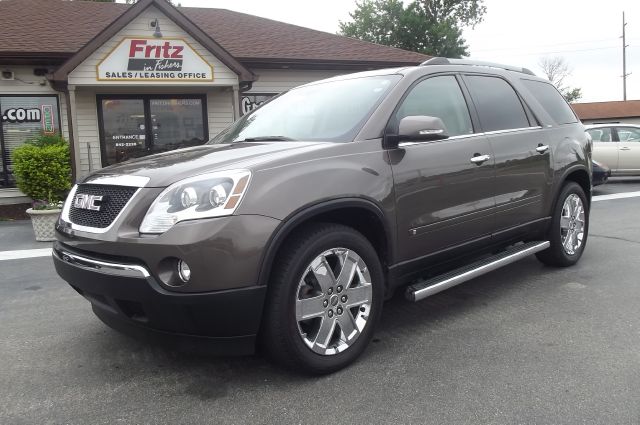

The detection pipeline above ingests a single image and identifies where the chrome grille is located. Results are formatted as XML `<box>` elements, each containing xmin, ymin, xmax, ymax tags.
<box><xmin>68</xmin><ymin>184</ymin><xmax>137</xmax><ymax>229</ymax></box>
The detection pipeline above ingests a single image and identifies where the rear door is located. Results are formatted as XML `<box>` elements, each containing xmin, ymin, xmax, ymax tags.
<box><xmin>389</xmin><ymin>74</ymin><xmax>496</xmax><ymax>262</ymax></box>
<box><xmin>462</xmin><ymin>74</ymin><xmax>552</xmax><ymax>232</ymax></box>
<box><xmin>614</xmin><ymin>126</ymin><xmax>640</xmax><ymax>173</ymax></box>
<box><xmin>588</xmin><ymin>127</ymin><xmax>619</xmax><ymax>171</ymax></box>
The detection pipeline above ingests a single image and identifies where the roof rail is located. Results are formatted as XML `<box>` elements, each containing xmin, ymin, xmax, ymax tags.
<box><xmin>421</xmin><ymin>57</ymin><xmax>536</xmax><ymax>76</ymax></box>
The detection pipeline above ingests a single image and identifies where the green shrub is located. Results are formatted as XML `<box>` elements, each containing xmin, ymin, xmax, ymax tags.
<box><xmin>12</xmin><ymin>135</ymin><xmax>72</xmax><ymax>205</ymax></box>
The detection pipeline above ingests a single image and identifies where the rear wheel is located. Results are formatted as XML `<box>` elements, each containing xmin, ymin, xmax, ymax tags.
<box><xmin>536</xmin><ymin>182</ymin><xmax>589</xmax><ymax>267</ymax></box>
<box><xmin>261</xmin><ymin>223</ymin><xmax>384</xmax><ymax>374</ymax></box>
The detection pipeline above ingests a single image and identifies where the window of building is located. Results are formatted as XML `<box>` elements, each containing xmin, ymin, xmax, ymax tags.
<box><xmin>521</xmin><ymin>79</ymin><xmax>578</xmax><ymax>125</ymax></box>
<box><xmin>98</xmin><ymin>95</ymin><xmax>207</xmax><ymax>166</ymax></box>
<box><xmin>464</xmin><ymin>75</ymin><xmax>530</xmax><ymax>132</ymax></box>
<box><xmin>0</xmin><ymin>95</ymin><xmax>61</xmax><ymax>188</ymax></box>
<box><xmin>395</xmin><ymin>75</ymin><xmax>473</xmax><ymax>137</ymax></box>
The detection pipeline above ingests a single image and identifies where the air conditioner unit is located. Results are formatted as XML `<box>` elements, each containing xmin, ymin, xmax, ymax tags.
<box><xmin>1</xmin><ymin>70</ymin><xmax>15</xmax><ymax>81</ymax></box>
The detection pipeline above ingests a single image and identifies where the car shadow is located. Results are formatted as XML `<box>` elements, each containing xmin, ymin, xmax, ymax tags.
<box><xmin>77</xmin><ymin>255</ymin><xmax>568</xmax><ymax>393</ymax></box>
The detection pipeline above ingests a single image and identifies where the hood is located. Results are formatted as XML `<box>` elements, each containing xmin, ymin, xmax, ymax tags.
<box><xmin>84</xmin><ymin>141</ymin><xmax>332</xmax><ymax>187</ymax></box>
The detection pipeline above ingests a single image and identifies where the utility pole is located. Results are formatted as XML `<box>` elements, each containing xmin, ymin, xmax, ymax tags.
<box><xmin>622</xmin><ymin>11</ymin><xmax>630</xmax><ymax>101</ymax></box>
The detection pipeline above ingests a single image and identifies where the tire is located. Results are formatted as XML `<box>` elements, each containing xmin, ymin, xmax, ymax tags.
<box><xmin>536</xmin><ymin>181</ymin><xmax>589</xmax><ymax>267</ymax></box>
<box><xmin>261</xmin><ymin>223</ymin><xmax>384</xmax><ymax>374</ymax></box>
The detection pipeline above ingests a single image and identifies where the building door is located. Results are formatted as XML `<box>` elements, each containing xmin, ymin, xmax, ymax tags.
<box><xmin>98</xmin><ymin>95</ymin><xmax>208</xmax><ymax>166</ymax></box>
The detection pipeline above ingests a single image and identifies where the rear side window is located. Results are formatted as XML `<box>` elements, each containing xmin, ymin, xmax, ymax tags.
<box><xmin>587</xmin><ymin>128</ymin><xmax>613</xmax><ymax>142</ymax></box>
<box><xmin>464</xmin><ymin>75</ymin><xmax>530</xmax><ymax>132</ymax></box>
<box><xmin>616</xmin><ymin>127</ymin><xmax>640</xmax><ymax>142</ymax></box>
<box><xmin>521</xmin><ymin>79</ymin><xmax>578</xmax><ymax>125</ymax></box>
<box><xmin>395</xmin><ymin>75</ymin><xmax>474</xmax><ymax>137</ymax></box>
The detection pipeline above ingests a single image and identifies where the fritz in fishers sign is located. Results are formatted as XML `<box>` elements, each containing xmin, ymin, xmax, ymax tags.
<box><xmin>97</xmin><ymin>38</ymin><xmax>213</xmax><ymax>82</ymax></box>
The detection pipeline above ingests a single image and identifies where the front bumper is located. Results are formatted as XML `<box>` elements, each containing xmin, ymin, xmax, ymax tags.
<box><xmin>53</xmin><ymin>244</ymin><xmax>267</xmax><ymax>354</ymax></box>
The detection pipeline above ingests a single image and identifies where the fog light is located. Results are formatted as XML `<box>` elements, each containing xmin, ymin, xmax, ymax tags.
<box><xmin>177</xmin><ymin>260</ymin><xmax>191</xmax><ymax>282</ymax></box>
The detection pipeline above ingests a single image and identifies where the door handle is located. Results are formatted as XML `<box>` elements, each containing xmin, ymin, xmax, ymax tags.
<box><xmin>470</xmin><ymin>154</ymin><xmax>491</xmax><ymax>164</ymax></box>
<box><xmin>620</xmin><ymin>147</ymin><xmax>631</xmax><ymax>151</ymax></box>
<box><xmin>536</xmin><ymin>144</ymin><xmax>549</xmax><ymax>153</ymax></box>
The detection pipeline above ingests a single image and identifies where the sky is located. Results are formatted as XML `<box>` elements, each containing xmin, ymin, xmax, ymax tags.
<box><xmin>147</xmin><ymin>0</ymin><xmax>640</xmax><ymax>103</ymax></box>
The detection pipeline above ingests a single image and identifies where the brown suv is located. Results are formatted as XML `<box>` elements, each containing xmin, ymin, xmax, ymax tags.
<box><xmin>53</xmin><ymin>58</ymin><xmax>592</xmax><ymax>374</ymax></box>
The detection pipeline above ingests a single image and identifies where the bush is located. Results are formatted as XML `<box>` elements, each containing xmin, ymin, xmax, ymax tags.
<box><xmin>11</xmin><ymin>135</ymin><xmax>72</xmax><ymax>206</ymax></box>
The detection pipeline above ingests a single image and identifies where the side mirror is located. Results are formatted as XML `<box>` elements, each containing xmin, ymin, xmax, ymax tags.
<box><xmin>398</xmin><ymin>115</ymin><xmax>449</xmax><ymax>142</ymax></box>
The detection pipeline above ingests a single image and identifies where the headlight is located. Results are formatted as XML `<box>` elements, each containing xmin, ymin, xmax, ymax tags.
<box><xmin>140</xmin><ymin>170</ymin><xmax>251</xmax><ymax>234</ymax></box>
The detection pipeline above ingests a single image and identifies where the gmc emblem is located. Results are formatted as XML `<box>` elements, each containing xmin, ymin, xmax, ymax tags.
<box><xmin>73</xmin><ymin>194</ymin><xmax>103</xmax><ymax>211</ymax></box>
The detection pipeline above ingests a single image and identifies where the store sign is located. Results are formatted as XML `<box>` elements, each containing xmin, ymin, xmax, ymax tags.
<box><xmin>97</xmin><ymin>38</ymin><xmax>214</xmax><ymax>82</ymax></box>
<box><xmin>241</xmin><ymin>94</ymin><xmax>276</xmax><ymax>115</ymax></box>
<box><xmin>1</xmin><ymin>104</ymin><xmax>55</xmax><ymax>134</ymax></box>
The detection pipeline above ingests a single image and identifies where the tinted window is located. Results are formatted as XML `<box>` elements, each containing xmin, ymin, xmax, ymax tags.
<box><xmin>616</xmin><ymin>127</ymin><xmax>640</xmax><ymax>142</ymax></box>
<box><xmin>587</xmin><ymin>128</ymin><xmax>613</xmax><ymax>142</ymax></box>
<box><xmin>521</xmin><ymin>80</ymin><xmax>578</xmax><ymax>125</ymax></box>
<box><xmin>465</xmin><ymin>75</ymin><xmax>530</xmax><ymax>132</ymax></box>
<box><xmin>396</xmin><ymin>76</ymin><xmax>473</xmax><ymax>137</ymax></box>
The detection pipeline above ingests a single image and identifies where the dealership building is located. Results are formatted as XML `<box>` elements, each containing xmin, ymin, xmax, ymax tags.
<box><xmin>0</xmin><ymin>0</ymin><xmax>426</xmax><ymax>205</ymax></box>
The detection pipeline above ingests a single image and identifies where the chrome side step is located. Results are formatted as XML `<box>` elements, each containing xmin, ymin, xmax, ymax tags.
<box><xmin>405</xmin><ymin>241</ymin><xmax>550</xmax><ymax>302</ymax></box>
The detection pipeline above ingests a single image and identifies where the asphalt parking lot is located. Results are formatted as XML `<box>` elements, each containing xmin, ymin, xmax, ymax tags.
<box><xmin>1</xmin><ymin>179</ymin><xmax>640</xmax><ymax>425</ymax></box>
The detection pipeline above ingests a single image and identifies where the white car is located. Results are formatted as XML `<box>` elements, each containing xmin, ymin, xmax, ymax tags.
<box><xmin>586</xmin><ymin>124</ymin><xmax>640</xmax><ymax>175</ymax></box>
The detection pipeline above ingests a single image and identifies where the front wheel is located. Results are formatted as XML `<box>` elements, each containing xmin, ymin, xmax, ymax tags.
<box><xmin>261</xmin><ymin>223</ymin><xmax>384</xmax><ymax>374</ymax></box>
<box><xmin>536</xmin><ymin>181</ymin><xmax>589</xmax><ymax>267</ymax></box>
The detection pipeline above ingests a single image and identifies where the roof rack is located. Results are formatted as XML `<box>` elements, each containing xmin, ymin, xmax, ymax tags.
<box><xmin>421</xmin><ymin>57</ymin><xmax>536</xmax><ymax>76</ymax></box>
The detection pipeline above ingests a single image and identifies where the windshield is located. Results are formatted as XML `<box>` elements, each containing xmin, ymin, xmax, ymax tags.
<box><xmin>208</xmin><ymin>75</ymin><xmax>401</xmax><ymax>144</ymax></box>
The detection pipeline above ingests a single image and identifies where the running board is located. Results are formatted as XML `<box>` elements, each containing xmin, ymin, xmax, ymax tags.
<box><xmin>405</xmin><ymin>241</ymin><xmax>550</xmax><ymax>302</ymax></box>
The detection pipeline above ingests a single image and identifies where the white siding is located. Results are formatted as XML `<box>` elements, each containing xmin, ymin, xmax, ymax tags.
<box><xmin>68</xmin><ymin>5</ymin><xmax>238</xmax><ymax>87</ymax></box>
<box><xmin>247</xmin><ymin>69</ymin><xmax>344</xmax><ymax>94</ymax></box>
<box><xmin>74</xmin><ymin>90</ymin><xmax>102</xmax><ymax>175</ymax></box>
<box><xmin>208</xmin><ymin>88</ymin><xmax>234</xmax><ymax>137</ymax></box>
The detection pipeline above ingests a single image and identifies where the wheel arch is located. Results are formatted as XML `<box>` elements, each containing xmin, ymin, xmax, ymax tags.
<box><xmin>257</xmin><ymin>198</ymin><xmax>394</xmax><ymax>287</ymax></box>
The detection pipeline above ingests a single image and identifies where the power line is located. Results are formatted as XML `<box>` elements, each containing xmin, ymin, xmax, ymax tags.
<box><xmin>472</xmin><ymin>45</ymin><xmax>623</xmax><ymax>57</ymax></box>
<box><xmin>472</xmin><ymin>37</ymin><xmax>620</xmax><ymax>53</ymax></box>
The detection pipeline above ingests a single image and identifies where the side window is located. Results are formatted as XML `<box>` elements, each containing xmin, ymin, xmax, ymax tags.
<box><xmin>520</xmin><ymin>79</ymin><xmax>578</xmax><ymax>125</ymax></box>
<box><xmin>395</xmin><ymin>75</ymin><xmax>473</xmax><ymax>137</ymax></box>
<box><xmin>616</xmin><ymin>127</ymin><xmax>640</xmax><ymax>142</ymax></box>
<box><xmin>587</xmin><ymin>128</ymin><xmax>613</xmax><ymax>142</ymax></box>
<box><xmin>464</xmin><ymin>75</ymin><xmax>530</xmax><ymax>132</ymax></box>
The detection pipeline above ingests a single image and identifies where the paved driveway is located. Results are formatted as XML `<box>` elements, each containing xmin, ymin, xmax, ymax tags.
<box><xmin>1</xmin><ymin>179</ymin><xmax>639</xmax><ymax>424</ymax></box>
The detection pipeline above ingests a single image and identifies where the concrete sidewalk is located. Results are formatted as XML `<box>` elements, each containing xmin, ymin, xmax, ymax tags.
<box><xmin>0</xmin><ymin>220</ymin><xmax>51</xmax><ymax>251</ymax></box>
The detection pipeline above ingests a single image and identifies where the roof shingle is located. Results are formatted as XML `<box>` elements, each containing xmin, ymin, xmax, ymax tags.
<box><xmin>0</xmin><ymin>0</ymin><xmax>428</xmax><ymax>65</ymax></box>
<box><xmin>572</xmin><ymin>100</ymin><xmax>640</xmax><ymax>120</ymax></box>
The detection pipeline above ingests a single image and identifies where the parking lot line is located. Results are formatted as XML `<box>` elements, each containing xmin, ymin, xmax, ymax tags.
<box><xmin>592</xmin><ymin>191</ymin><xmax>640</xmax><ymax>202</ymax></box>
<box><xmin>0</xmin><ymin>248</ymin><xmax>52</xmax><ymax>261</ymax></box>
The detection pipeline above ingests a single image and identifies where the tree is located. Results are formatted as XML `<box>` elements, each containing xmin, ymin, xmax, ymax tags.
<box><xmin>538</xmin><ymin>56</ymin><xmax>583</xmax><ymax>103</ymax></box>
<box><xmin>339</xmin><ymin>0</ymin><xmax>486</xmax><ymax>58</ymax></box>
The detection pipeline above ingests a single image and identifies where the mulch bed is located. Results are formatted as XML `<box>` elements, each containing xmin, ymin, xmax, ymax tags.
<box><xmin>0</xmin><ymin>203</ymin><xmax>31</xmax><ymax>221</ymax></box>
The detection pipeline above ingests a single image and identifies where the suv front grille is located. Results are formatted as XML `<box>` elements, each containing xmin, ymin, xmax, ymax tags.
<box><xmin>68</xmin><ymin>184</ymin><xmax>137</xmax><ymax>229</ymax></box>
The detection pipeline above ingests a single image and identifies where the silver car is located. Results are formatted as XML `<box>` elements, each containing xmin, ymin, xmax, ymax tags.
<box><xmin>586</xmin><ymin>124</ymin><xmax>640</xmax><ymax>175</ymax></box>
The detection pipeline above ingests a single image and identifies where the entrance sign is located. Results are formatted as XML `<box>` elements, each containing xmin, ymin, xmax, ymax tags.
<box><xmin>97</xmin><ymin>38</ymin><xmax>214</xmax><ymax>82</ymax></box>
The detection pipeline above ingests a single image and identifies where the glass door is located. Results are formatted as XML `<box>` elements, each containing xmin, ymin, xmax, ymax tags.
<box><xmin>100</xmin><ymin>98</ymin><xmax>147</xmax><ymax>166</ymax></box>
<box><xmin>149</xmin><ymin>98</ymin><xmax>205</xmax><ymax>155</ymax></box>
<box><xmin>98</xmin><ymin>95</ymin><xmax>207</xmax><ymax>167</ymax></box>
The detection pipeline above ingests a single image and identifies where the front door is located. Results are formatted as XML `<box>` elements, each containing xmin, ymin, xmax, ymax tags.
<box><xmin>390</xmin><ymin>75</ymin><xmax>496</xmax><ymax>262</ymax></box>
<box><xmin>98</xmin><ymin>95</ymin><xmax>208</xmax><ymax>166</ymax></box>
<box><xmin>615</xmin><ymin>126</ymin><xmax>640</xmax><ymax>173</ymax></box>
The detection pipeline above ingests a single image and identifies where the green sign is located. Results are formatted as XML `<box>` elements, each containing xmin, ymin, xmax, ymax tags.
<box><xmin>41</xmin><ymin>104</ymin><xmax>55</xmax><ymax>135</ymax></box>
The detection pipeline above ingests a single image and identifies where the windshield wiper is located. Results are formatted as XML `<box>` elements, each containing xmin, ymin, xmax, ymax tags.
<box><xmin>240</xmin><ymin>136</ymin><xmax>297</xmax><ymax>142</ymax></box>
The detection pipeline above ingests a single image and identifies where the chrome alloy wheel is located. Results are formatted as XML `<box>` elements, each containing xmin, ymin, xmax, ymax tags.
<box><xmin>560</xmin><ymin>194</ymin><xmax>585</xmax><ymax>255</ymax></box>
<box><xmin>295</xmin><ymin>248</ymin><xmax>373</xmax><ymax>356</ymax></box>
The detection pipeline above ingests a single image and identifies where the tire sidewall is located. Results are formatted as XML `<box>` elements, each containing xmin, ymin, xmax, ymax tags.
<box><xmin>277</xmin><ymin>226</ymin><xmax>384</xmax><ymax>373</ymax></box>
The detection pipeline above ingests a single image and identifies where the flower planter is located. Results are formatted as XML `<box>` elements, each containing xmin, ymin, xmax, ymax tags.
<box><xmin>26</xmin><ymin>208</ymin><xmax>61</xmax><ymax>242</ymax></box>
